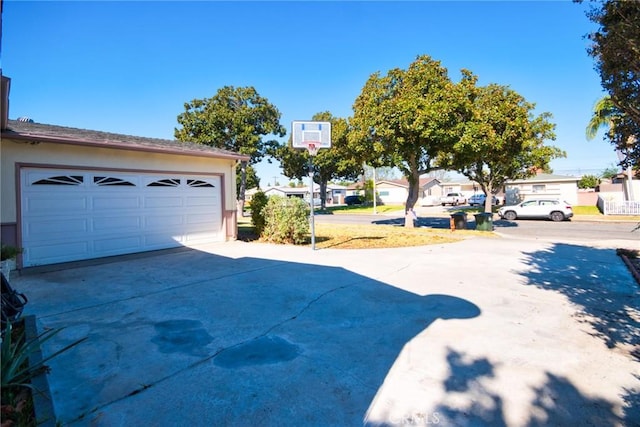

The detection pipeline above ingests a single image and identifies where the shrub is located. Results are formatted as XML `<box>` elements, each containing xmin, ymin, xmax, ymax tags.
<box><xmin>250</xmin><ymin>191</ymin><xmax>269</xmax><ymax>236</ymax></box>
<box><xmin>262</xmin><ymin>196</ymin><xmax>310</xmax><ymax>244</ymax></box>
<box><xmin>1</xmin><ymin>245</ymin><xmax>22</xmax><ymax>261</ymax></box>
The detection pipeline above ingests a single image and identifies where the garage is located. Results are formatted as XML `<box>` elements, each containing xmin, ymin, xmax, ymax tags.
<box><xmin>20</xmin><ymin>168</ymin><xmax>223</xmax><ymax>267</ymax></box>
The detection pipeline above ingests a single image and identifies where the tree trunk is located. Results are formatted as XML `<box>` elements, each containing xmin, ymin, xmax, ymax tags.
<box><xmin>237</xmin><ymin>160</ymin><xmax>247</xmax><ymax>217</ymax></box>
<box><xmin>404</xmin><ymin>170</ymin><xmax>420</xmax><ymax>228</ymax></box>
<box><xmin>319</xmin><ymin>180</ymin><xmax>328</xmax><ymax>210</ymax></box>
<box><xmin>482</xmin><ymin>183</ymin><xmax>493</xmax><ymax>214</ymax></box>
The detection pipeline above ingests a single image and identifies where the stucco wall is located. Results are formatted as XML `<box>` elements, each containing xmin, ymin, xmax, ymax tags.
<box><xmin>1</xmin><ymin>137</ymin><xmax>237</xmax><ymax>241</ymax></box>
<box><xmin>376</xmin><ymin>183</ymin><xmax>407</xmax><ymax>204</ymax></box>
<box><xmin>505</xmin><ymin>181</ymin><xmax>578</xmax><ymax>205</ymax></box>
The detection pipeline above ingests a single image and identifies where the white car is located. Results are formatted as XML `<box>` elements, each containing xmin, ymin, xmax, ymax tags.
<box><xmin>498</xmin><ymin>199</ymin><xmax>573</xmax><ymax>222</ymax></box>
<box><xmin>468</xmin><ymin>194</ymin><xmax>499</xmax><ymax>206</ymax></box>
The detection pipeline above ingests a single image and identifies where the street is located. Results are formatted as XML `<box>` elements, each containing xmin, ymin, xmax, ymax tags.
<box><xmin>314</xmin><ymin>210</ymin><xmax>640</xmax><ymax>248</ymax></box>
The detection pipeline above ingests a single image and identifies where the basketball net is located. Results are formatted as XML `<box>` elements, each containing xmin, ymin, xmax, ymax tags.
<box><xmin>306</xmin><ymin>143</ymin><xmax>319</xmax><ymax>156</ymax></box>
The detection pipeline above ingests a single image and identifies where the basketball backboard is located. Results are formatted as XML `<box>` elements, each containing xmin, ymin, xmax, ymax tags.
<box><xmin>292</xmin><ymin>121</ymin><xmax>331</xmax><ymax>156</ymax></box>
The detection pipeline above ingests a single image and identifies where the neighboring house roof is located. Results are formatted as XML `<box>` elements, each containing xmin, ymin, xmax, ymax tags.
<box><xmin>1</xmin><ymin>119</ymin><xmax>249</xmax><ymax>161</ymax></box>
<box><xmin>506</xmin><ymin>173</ymin><xmax>580</xmax><ymax>184</ymax></box>
<box><xmin>377</xmin><ymin>177</ymin><xmax>441</xmax><ymax>188</ymax></box>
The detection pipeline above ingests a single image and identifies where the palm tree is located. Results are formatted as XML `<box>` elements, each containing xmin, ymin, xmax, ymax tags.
<box><xmin>587</xmin><ymin>95</ymin><xmax>637</xmax><ymax>203</ymax></box>
<box><xmin>585</xmin><ymin>95</ymin><xmax>617</xmax><ymax>140</ymax></box>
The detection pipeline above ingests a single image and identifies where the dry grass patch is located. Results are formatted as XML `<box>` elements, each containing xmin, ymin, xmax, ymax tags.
<box><xmin>313</xmin><ymin>223</ymin><xmax>465</xmax><ymax>249</ymax></box>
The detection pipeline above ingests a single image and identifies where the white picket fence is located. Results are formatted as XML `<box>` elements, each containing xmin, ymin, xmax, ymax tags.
<box><xmin>599</xmin><ymin>199</ymin><xmax>640</xmax><ymax>215</ymax></box>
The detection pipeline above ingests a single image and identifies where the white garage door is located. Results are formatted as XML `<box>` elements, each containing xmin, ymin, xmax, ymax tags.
<box><xmin>20</xmin><ymin>168</ymin><xmax>223</xmax><ymax>267</ymax></box>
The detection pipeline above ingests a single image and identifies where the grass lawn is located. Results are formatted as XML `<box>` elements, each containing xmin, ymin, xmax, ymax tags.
<box><xmin>237</xmin><ymin>215</ymin><xmax>488</xmax><ymax>249</ymax></box>
<box><xmin>323</xmin><ymin>205</ymin><xmax>404</xmax><ymax>214</ymax></box>
<box><xmin>312</xmin><ymin>223</ymin><xmax>471</xmax><ymax>249</ymax></box>
<box><xmin>572</xmin><ymin>205</ymin><xmax>601</xmax><ymax>215</ymax></box>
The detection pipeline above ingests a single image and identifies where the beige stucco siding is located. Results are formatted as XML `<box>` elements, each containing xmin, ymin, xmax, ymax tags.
<box><xmin>505</xmin><ymin>181</ymin><xmax>578</xmax><ymax>205</ymax></box>
<box><xmin>1</xmin><ymin>137</ymin><xmax>237</xmax><ymax>223</ymax></box>
<box><xmin>376</xmin><ymin>183</ymin><xmax>408</xmax><ymax>205</ymax></box>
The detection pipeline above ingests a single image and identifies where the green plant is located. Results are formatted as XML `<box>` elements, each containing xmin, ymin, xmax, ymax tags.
<box><xmin>261</xmin><ymin>196</ymin><xmax>310</xmax><ymax>244</ymax></box>
<box><xmin>1</xmin><ymin>245</ymin><xmax>22</xmax><ymax>261</ymax></box>
<box><xmin>2</xmin><ymin>321</ymin><xmax>86</xmax><ymax>391</ymax></box>
<box><xmin>250</xmin><ymin>191</ymin><xmax>269</xmax><ymax>237</ymax></box>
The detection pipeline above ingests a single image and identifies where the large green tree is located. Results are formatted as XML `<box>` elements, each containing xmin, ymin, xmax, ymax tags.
<box><xmin>274</xmin><ymin>112</ymin><xmax>361</xmax><ymax>209</ymax></box>
<box><xmin>582</xmin><ymin>0</ymin><xmax>640</xmax><ymax>166</ymax></box>
<box><xmin>350</xmin><ymin>55</ymin><xmax>470</xmax><ymax>227</ymax></box>
<box><xmin>440</xmin><ymin>82</ymin><xmax>564</xmax><ymax>213</ymax></box>
<box><xmin>175</xmin><ymin>86</ymin><xmax>286</xmax><ymax>214</ymax></box>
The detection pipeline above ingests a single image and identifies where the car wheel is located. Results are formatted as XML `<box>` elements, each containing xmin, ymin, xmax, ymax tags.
<box><xmin>550</xmin><ymin>211</ymin><xmax>565</xmax><ymax>222</ymax></box>
<box><xmin>503</xmin><ymin>211</ymin><xmax>517</xmax><ymax>221</ymax></box>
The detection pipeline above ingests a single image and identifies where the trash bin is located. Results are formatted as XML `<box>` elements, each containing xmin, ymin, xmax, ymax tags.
<box><xmin>474</xmin><ymin>212</ymin><xmax>493</xmax><ymax>231</ymax></box>
<box><xmin>450</xmin><ymin>212</ymin><xmax>467</xmax><ymax>230</ymax></box>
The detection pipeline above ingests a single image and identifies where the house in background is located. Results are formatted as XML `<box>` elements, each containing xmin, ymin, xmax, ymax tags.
<box><xmin>0</xmin><ymin>76</ymin><xmax>247</xmax><ymax>269</ymax></box>
<box><xmin>346</xmin><ymin>178</ymin><xmax>442</xmax><ymax>205</ymax></box>
<box><xmin>504</xmin><ymin>173</ymin><xmax>580</xmax><ymax>205</ymax></box>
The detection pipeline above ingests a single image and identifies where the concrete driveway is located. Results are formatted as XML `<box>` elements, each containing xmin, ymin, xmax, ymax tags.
<box><xmin>13</xmin><ymin>236</ymin><xmax>640</xmax><ymax>426</ymax></box>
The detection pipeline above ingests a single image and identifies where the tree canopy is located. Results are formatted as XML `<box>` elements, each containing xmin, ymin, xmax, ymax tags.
<box><xmin>440</xmin><ymin>81</ymin><xmax>564</xmax><ymax>212</ymax></box>
<box><xmin>583</xmin><ymin>0</ymin><xmax>640</xmax><ymax>167</ymax></box>
<box><xmin>174</xmin><ymin>85</ymin><xmax>286</xmax><ymax>213</ymax></box>
<box><xmin>350</xmin><ymin>55</ymin><xmax>470</xmax><ymax>226</ymax></box>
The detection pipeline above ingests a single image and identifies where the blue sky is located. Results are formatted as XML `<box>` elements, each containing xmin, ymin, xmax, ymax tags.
<box><xmin>2</xmin><ymin>1</ymin><xmax>619</xmax><ymax>185</ymax></box>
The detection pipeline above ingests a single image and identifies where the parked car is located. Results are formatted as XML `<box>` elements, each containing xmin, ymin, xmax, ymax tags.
<box><xmin>344</xmin><ymin>195</ymin><xmax>364</xmax><ymax>206</ymax></box>
<box><xmin>498</xmin><ymin>199</ymin><xmax>573</xmax><ymax>222</ymax></box>
<box><xmin>440</xmin><ymin>192</ymin><xmax>467</xmax><ymax>206</ymax></box>
<box><xmin>304</xmin><ymin>197</ymin><xmax>322</xmax><ymax>207</ymax></box>
<box><xmin>468</xmin><ymin>193</ymin><xmax>499</xmax><ymax>206</ymax></box>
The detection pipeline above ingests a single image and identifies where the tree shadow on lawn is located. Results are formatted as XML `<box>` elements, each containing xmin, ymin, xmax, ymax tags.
<box><xmin>374</xmin><ymin>216</ymin><xmax>452</xmax><ymax>229</ymax></box>
<box><xmin>517</xmin><ymin>243</ymin><xmax>640</xmax><ymax>422</ymax></box>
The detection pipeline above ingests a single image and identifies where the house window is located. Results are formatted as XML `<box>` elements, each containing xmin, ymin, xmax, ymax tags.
<box><xmin>147</xmin><ymin>178</ymin><xmax>180</xmax><ymax>187</ymax></box>
<box><xmin>187</xmin><ymin>179</ymin><xmax>214</xmax><ymax>188</ymax></box>
<box><xmin>33</xmin><ymin>175</ymin><xmax>83</xmax><ymax>185</ymax></box>
<box><xmin>532</xmin><ymin>184</ymin><xmax>546</xmax><ymax>193</ymax></box>
<box><xmin>94</xmin><ymin>176</ymin><xmax>136</xmax><ymax>186</ymax></box>
<box><xmin>379</xmin><ymin>191</ymin><xmax>389</xmax><ymax>196</ymax></box>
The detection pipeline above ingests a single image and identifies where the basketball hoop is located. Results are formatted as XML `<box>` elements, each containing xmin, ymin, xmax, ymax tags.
<box><xmin>306</xmin><ymin>143</ymin><xmax>319</xmax><ymax>156</ymax></box>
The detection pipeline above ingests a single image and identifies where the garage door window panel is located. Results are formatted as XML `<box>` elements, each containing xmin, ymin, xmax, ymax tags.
<box><xmin>147</xmin><ymin>178</ymin><xmax>181</xmax><ymax>187</ymax></box>
<box><xmin>94</xmin><ymin>176</ymin><xmax>136</xmax><ymax>186</ymax></box>
<box><xmin>33</xmin><ymin>175</ymin><xmax>84</xmax><ymax>186</ymax></box>
<box><xmin>187</xmin><ymin>179</ymin><xmax>215</xmax><ymax>188</ymax></box>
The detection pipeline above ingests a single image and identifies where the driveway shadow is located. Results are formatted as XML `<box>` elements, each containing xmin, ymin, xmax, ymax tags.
<box><xmin>19</xmin><ymin>249</ymin><xmax>480</xmax><ymax>425</ymax></box>
<box><xmin>432</xmin><ymin>348</ymin><xmax>625</xmax><ymax>427</ymax></box>
<box><xmin>519</xmin><ymin>243</ymin><xmax>639</xmax><ymax>358</ymax></box>
<box><xmin>517</xmin><ymin>243</ymin><xmax>640</xmax><ymax>422</ymax></box>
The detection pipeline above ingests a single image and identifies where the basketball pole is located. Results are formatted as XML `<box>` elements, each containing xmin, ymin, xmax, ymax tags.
<box><xmin>308</xmin><ymin>155</ymin><xmax>316</xmax><ymax>250</ymax></box>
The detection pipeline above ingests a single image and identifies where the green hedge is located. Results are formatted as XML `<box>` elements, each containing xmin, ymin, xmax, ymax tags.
<box><xmin>261</xmin><ymin>196</ymin><xmax>310</xmax><ymax>244</ymax></box>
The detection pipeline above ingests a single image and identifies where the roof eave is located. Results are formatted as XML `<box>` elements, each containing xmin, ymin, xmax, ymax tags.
<box><xmin>1</xmin><ymin>131</ymin><xmax>250</xmax><ymax>162</ymax></box>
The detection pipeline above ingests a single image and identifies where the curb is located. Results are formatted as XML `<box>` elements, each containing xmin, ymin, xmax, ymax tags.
<box><xmin>619</xmin><ymin>254</ymin><xmax>640</xmax><ymax>286</ymax></box>
<box><xmin>24</xmin><ymin>315</ymin><xmax>57</xmax><ymax>427</ymax></box>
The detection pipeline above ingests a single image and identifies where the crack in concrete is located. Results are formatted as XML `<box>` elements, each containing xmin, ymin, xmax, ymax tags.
<box><xmin>40</xmin><ymin>260</ymin><xmax>291</xmax><ymax>320</ymax></box>
<box><xmin>69</xmin><ymin>281</ymin><xmax>357</xmax><ymax>424</ymax></box>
